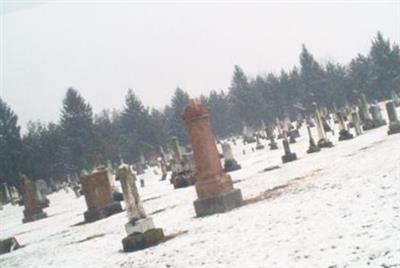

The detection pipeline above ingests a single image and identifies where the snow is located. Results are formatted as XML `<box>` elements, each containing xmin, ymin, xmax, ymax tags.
<box><xmin>1</xmin><ymin>116</ymin><xmax>400</xmax><ymax>268</ymax></box>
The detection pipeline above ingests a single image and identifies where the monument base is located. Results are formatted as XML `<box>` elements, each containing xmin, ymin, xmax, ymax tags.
<box><xmin>83</xmin><ymin>201</ymin><xmax>122</xmax><ymax>223</ymax></box>
<box><xmin>256</xmin><ymin>144</ymin><xmax>265</xmax><ymax>150</ymax></box>
<box><xmin>22</xmin><ymin>210</ymin><xmax>47</xmax><ymax>223</ymax></box>
<box><xmin>170</xmin><ymin>172</ymin><xmax>195</xmax><ymax>189</ymax></box>
<box><xmin>307</xmin><ymin>144</ymin><xmax>321</xmax><ymax>154</ymax></box>
<box><xmin>269</xmin><ymin>142</ymin><xmax>278</xmax><ymax>150</ymax></box>
<box><xmin>281</xmin><ymin>153</ymin><xmax>298</xmax><ymax>163</ymax></box>
<box><xmin>363</xmin><ymin>119</ymin><xmax>386</xmax><ymax>131</ymax></box>
<box><xmin>224</xmin><ymin>159</ymin><xmax>241</xmax><ymax>172</ymax></box>
<box><xmin>122</xmin><ymin>228</ymin><xmax>164</xmax><ymax>252</ymax></box>
<box><xmin>338</xmin><ymin>130</ymin><xmax>354</xmax><ymax>141</ymax></box>
<box><xmin>388</xmin><ymin>122</ymin><xmax>400</xmax><ymax>135</ymax></box>
<box><xmin>0</xmin><ymin>237</ymin><xmax>21</xmax><ymax>255</ymax></box>
<box><xmin>125</xmin><ymin>217</ymin><xmax>155</xmax><ymax>235</ymax></box>
<box><xmin>317</xmin><ymin>138</ymin><xmax>334</xmax><ymax>148</ymax></box>
<box><xmin>193</xmin><ymin>188</ymin><xmax>243</xmax><ymax>217</ymax></box>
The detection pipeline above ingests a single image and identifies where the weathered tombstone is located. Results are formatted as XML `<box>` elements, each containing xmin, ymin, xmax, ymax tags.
<box><xmin>358</xmin><ymin>94</ymin><xmax>377</xmax><ymax>130</ymax></box>
<box><xmin>266</xmin><ymin>125</ymin><xmax>278</xmax><ymax>150</ymax></box>
<box><xmin>0</xmin><ymin>237</ymin><xmax>21</xmax><ymax>255</ymax></box>
<box><xmin>182</xmin><ymin>100</ymin><xmax>243</xmax><ymax>217</ymax></box>
<box><xmin>336</xmin><ymin>112</ymin><xmax>354</xmax><ymax>141</ymax></box>
<box><xmin>351</xmin><ymin>109</ymin><xmax>363</xmax><ymax>136</ymax></box>
<box><xmin>306</xmin><ymin>126</ymin><xmax>320</xmax><ymax>154</ymax></box>
<box><xmin>281</xmin><ymin>131</ymin><xmax>297</xmax><ymax>163</ymax></box>
<box><xmin>369</xmin><ymin>104</ymin><xmax>386</xmax><ymax>127</ymax></box>
<box><xmin>20</xmin><ymin>174</ymin><xmax>47</xmax><ymax>223</ymax></box>
<box><xmin>222</xmin><ymin>143</ymin><xmax>241</xmax><ymax>172</ymax></box>
<box><xmin>255</xmin><ymin>134</ymin><xmax>265</xmax><ymax>150</ymax></box>
<box><xmin>169</xmin><ymin>137</ymin><xmax>196</xmax><ymax>189</ymax></box>
<box><xmin>117</xmin><ymin>165</ymin><xmax>164</xmax><ymax>252</ymax></box>
<box><xmin>80</xmin><ymin>167</ymin><xmax>122</xmax><ymax>222</ymax></box>
<box><xmin>313</xmin><ymin>103</ymin><xmax>333</xmax><ymax>148</ymax></box>
<box><xmin>243</xmin><ymin>125</ymin><xmax>256</xmax><ymax>143</ymax></box>
<box><xmin>35</xmin><ymin>179</ymin><xmax>50</xmax><ymax>208</ymax></box>
<box><xmin>386</xmin><ymin>101</ymin><xmax>400</xmax><ymax>135</ymax></box>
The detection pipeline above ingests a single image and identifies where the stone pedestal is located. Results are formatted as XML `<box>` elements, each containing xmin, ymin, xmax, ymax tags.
<box><xmin>351</xmin><ymin>111</ymin><xmax>363</xmax><ymax>136</ymax></box>
<box><xmin>306</xmin><ymin>126</ymin><xmax>320</xmax><ymax>154</ymax></box>
<box><xmin>386</xmin><ymin>101</ymin><xmax>400</xmax><ymax>135</ymax></box>
<box><xmin>336</xmin><ymin>112</ymin><xmax>354</xmax><ymax>141</ymax></box>
<box><xmin>313</xmin><ymin>103</ymin><xmax>334</xmax><ymax>148</ymax></box>
<box><xmin>222</xmin><ymin>143</ymin><xmax>241</xmax><ymax>172</ymax></box>
<box><xmin>182</xmin><ymin>100</ymin><xmax>242</xmax><ymax>217</ymax></box>
<box><xmin>0</xmin><ymin>237</ymin><xmax>21</xmax><ymax>255</ymax></box>
<box><xmin>20</xmin><ymin>174</ymin><xmax>47</xmax><ymax>223</ymax></box>
<box><xmin>281</xmin><ymin>136</ymin><xmax>297</xmax><ymax>163</ymax></box>
<box><xmin>117</xmin><ymin>165</ymin><xmax>164</xmax><ymax>252</ymax></box>
<box><xmin>255</xmin><ymin>135</ymin><xmax>265</xmax><ymax>150</ymax></box>
<box><xmin>80</xmin><ymin>167</ymin><xmax>122</xmax><ymax>223</ymax></box>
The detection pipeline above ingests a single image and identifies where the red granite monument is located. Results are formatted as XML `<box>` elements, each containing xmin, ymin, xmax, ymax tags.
<box><xmin>181</xmin><ymin>100</ymin><xmax>243</xmax><ymax>217</ymax></box>
<box><xmin>20</xmin><ymin>174</ymin><xmax>47</xmax><ymax>223</ymax></box>
<box><xmin>80</xmin><ymin>167</ymin><xmax>122</xmax><ymax>222</ymax></box>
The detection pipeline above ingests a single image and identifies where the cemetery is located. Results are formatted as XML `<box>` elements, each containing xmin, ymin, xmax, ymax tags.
<box><xmin>1</xmin><ymin>2</ymin><xmax>399</xmax><ymax>267</ymax></box>
<box><xmin>1</xmin><ymin>98</ymin><xmax>399</xmax><ymax>267</ymax></box>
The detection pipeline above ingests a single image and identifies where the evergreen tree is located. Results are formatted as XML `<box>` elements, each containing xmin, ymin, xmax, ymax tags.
<box><xmin>60</xmin><ymin>88</ymin><xmax>96</xmax><ymax>174</ymax></box>
<box><xmin>0</xmin><ymin>98</ymin><xmax>22</xmax><ymax>186</ymax></box>
<box><xmin>168</xmin><ymin>87</ymin><xmax>190</xmax><ymax>143</ymax></box>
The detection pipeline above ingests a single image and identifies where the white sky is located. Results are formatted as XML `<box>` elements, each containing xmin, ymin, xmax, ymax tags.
<box><xmin>0</xmin><ymin>0</ymin><xmax>399</xmax><ymax>130</ymax></box>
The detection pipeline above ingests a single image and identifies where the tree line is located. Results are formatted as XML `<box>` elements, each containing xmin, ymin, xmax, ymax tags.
<box><xmin>0</xmin><ymin>32</ymin><xmax>399</xmax><ymax>187</ymax></box>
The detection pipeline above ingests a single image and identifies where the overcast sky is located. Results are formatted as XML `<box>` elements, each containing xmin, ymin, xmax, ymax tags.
<box><xmin>0</xmin><ymin>0</ymin><xmax>399</xmax><ymax>131</ymax></box>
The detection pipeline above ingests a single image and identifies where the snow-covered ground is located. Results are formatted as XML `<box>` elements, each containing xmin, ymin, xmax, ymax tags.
<box><xmin>1</xmin><ymin>115</ymin><xmax>400</xmax><ymax>268</ymax></box>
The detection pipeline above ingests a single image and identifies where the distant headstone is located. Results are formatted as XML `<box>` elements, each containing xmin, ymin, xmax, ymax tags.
<box><xmin>336</xmin><ymin>112</ymin><xmax>354</xmax><ymax>141</ymax></box>
<box><xmin>35</xmin><ymin>179</ymin><xmax>50</xmax><ymax>208</ymax></box>
<box><xmin>386</xmin><ymin>101</ymin><xmax>400</xmax><ymax>135</ymax></box>
<box><xmin>222</xmin><ymin>143</ymin><xmax>241</xmax><ymax>172</ymax></box>
<box><xmin>0</xmin><ymin>237</ymin><xmax>21</xmax><ymax>255</ymax></box>
<box><xmin>20</xmin><ymin>174</ymin><xmax>47</xmax><ymax>223</ymax></box>
<box><xmin>281</xmin><ymin>131</ymin><xmax>297</xmax><ymax>163</ymax></box>
<box><xmin>313</xmin><ymin>103</ymin><xmax>333</xmax><ymax>148</ymax></box>
<box><xmin>351</xmin><ymin>109</ymin><xmax>363</xmax><ymax>136</ymax></box>
<box><xmin>306</xmin><ymin>126</ymin><xmax>320</xmax><ymax>154</ymax></box>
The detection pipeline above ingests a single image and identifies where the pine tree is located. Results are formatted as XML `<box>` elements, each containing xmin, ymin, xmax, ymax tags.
<box><xmin>0</xmin><ymin>98</ymin><xmax>22</xmax><ymax>186</ymax></box>
<box><xmin>60</xmin><ymin>88</ymin><xmax>96</xmax><ymax>174</ymax></box>
<box><xmin>168</xmin><ymin>87</ymin><xmax>190</xmax><ymax>143</ymax></box>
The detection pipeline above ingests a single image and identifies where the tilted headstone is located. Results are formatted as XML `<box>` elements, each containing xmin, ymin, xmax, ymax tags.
<box><xmin>255</xmin><ymin>134</ymin><xmax>265</xmax><ymax>150</ymax></box>
<box><xmin>312</xmin><ymin>102</ymin><xmax>333</xmax><ymax>148</ymax></box>
<box><xmin>222</xmin><ymin>143</ymin><xmax>241</xmax><ymax>172</ymax></box>
<box><xmin>182</xmin><ymin>100</ymin><xmax>243</xmax><ymax>217</ymax></box>
<box><xmin>80</xmin><ymin>167</ymin><xmax>122</xmax><ymax>222</ymax></box>
<box><xmin>351</xmin><ymin>109</ymin><xmax>363</xmax><ymax>136</ymax></box>
<box><xmin>20</xmin><ymin>174</ymin><xmax>47</xmax><ymax>223</ymax></box>
<box><xmin>281</xmin><ymin>131</ymin><xmax>297</xmax><ymax>163</ymax></box>
<box><xmin>35</xmin><ymin>179</ymin><xmax>50</xmax><ymax>208</ymax></box>
<box><xmin>117</xmin><ymin>165</ymin><xmax>164</xmax><ymax>252</ymax></box>
<box><xmin>266</xmin><ymin>125</ymin><xmax>278</xmax><ymax>150</ymax></box>
<box><xmin>169</xmin><ymin>137</ymin><xmax>196</xmax><ymax>189</ymax></box>
<box><xmin>306</xmin><ymin>126</ymin><xmax>320</xmax><ymax>154</ymax></box>
<box><xmin>369</xmin><ymin>104</ymin><xmax>386</xmax><ymax>127</ymax></box>
<box><xmin>336</xmin><ymin>112</ymin><xmax>354</xmax><ymax>141</ymax></box>
<box><xmin>386</xmin><ymin>101</ymin><xmax>400</xmax><ymax>135</ymax></box>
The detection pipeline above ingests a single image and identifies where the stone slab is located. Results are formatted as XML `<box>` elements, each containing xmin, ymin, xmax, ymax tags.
<box><xmin>193</xmin><ymin>188</ymin><xmax>243</xmax><ymax>217</ymax></box>
<box><xmin>281</xmin><ymin>153</ymin><xmax>298</xmax><ymax>163</ymax></box>
<box><xmin>122</xmin><ymin>228</ymin><xmax>164</xmax><ymax>252</ymax></box>
<box><xmin>83</xmin><ymin>201</ymin><xmax>122</xmax><ymax>223</ymax></box>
